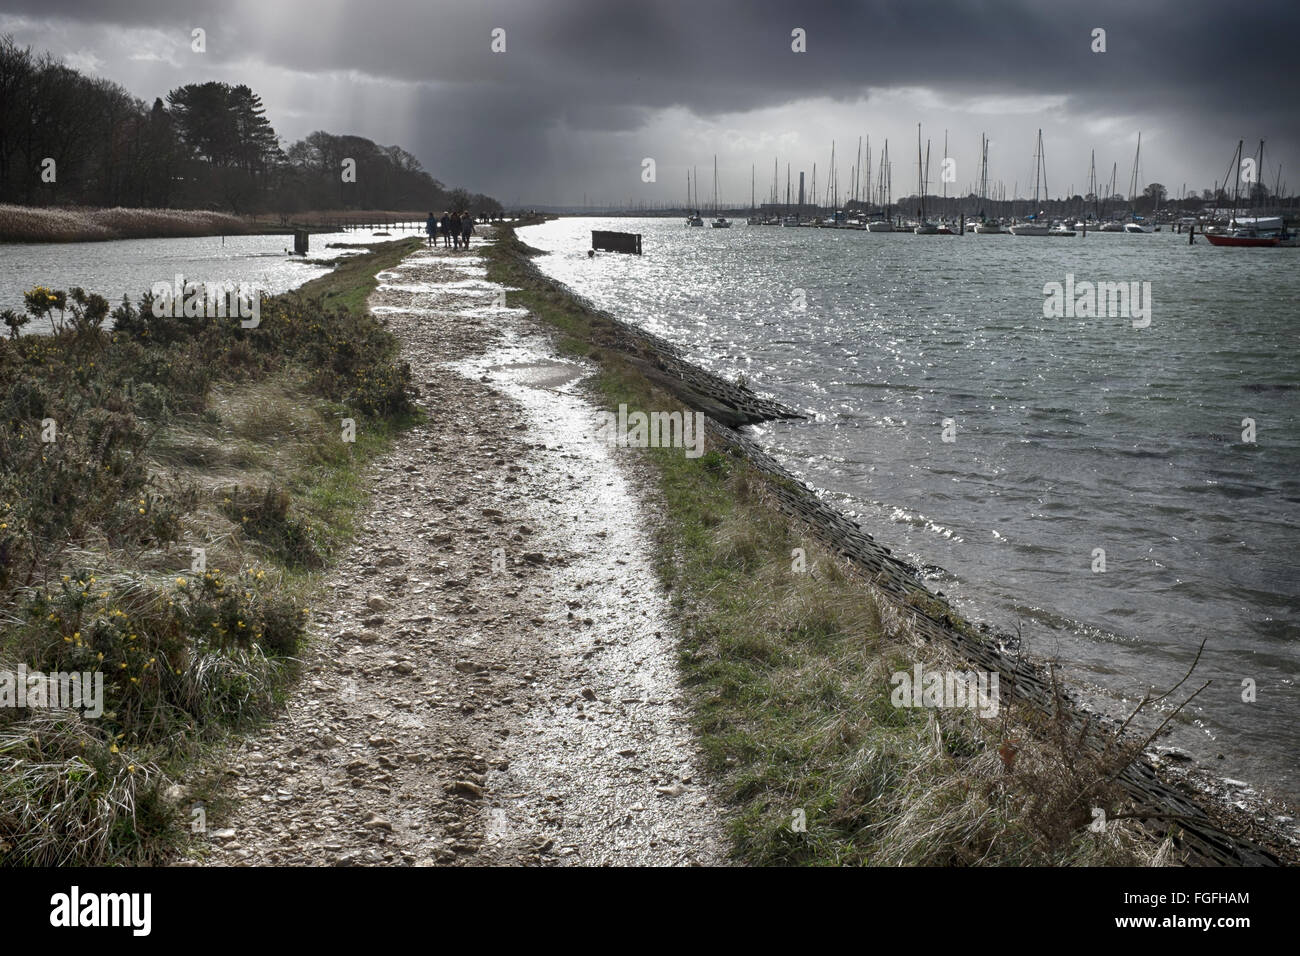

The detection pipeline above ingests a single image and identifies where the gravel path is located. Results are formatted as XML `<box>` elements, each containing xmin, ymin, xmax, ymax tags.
<box><xmin>192</xmin><ymin>233</ymin><xmax>729</xmax><ymax>866</ymax></box>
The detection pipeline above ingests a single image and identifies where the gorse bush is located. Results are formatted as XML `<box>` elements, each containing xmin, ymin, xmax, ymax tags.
<box><xmin>0</xmin><ymin>274</ymin><xmax>412</xmax><ymax>864</ymax></box>
<box><xmin>220</xmin><ymin>484</ymin><xmax>324</xmax><ymax>570</ymax></box>
<box><xmin>0</xmin><ymin>568</ymin><xmax>302</xmax><ymax>865</ymax></box>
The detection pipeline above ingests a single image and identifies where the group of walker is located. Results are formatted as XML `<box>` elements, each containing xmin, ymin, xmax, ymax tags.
<box><xmin>425</xmin><ymin>210</ymin><xmax>476</xmax><ymax>249</ymax></box>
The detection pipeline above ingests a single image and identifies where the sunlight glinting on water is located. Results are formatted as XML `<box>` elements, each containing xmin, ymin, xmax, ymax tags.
<box><xmin>523</xmin><ymin>216</ymin><xmax>1300</xmax><ymax>800</ymax></box>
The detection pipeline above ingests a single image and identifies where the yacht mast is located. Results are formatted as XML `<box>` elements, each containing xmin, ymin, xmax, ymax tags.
<box><xmin>855</xmin><ymin>136</ymin><xmax>863</xmax><ymax>206</ymax></box>
<box><xmin>942</xmin><ymin>129</ymin><xmax>948</xmax><ymax>220</ymax></box>
<box><xmin>1088</xmin><ymin>149</ymin><xmax>1098</xmax><ymax>219</ymax></box>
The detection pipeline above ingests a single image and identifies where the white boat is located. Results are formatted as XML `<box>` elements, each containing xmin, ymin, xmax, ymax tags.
<box><xmin>685</xmin><ymin>169</ymin><xmax>703</xmax><ymax>226</ymax></box>
<box><xmin>1010</xmin><ymin>129</ymin><xmax>1054</xmax><ymax>237</ymax></box>
<box><xmin>708</xmin><ymin>156</ymin><xmax>730</xmax><ymax>228</ymax></box>
<box><xmin>913</xmin><ymin>125</ymin><xmax>941</xmax><ymax>235</ymax></box>
<box><xmin>866</xmin><ymin>141</ymin><xmax>894</xmax><ymax>232</ymax></box>
<box><xmin>971</xmin><ymin>134</ymin><xmax>1001</xmax><ymax>234</ymax></box>
<box><xmin>1100</xmin><ymin>221</ymin><xmax>1125</xmax><ymax>232</ymax></box>
<box><xmin>1048</xmin><ymin>223</ymin><xmax>1077</xmax><ymax>237</ymax></box>
<box><xmin>1120</xmin><ymin>133</ymin><xmax>1161</xmax><ymax>232</ymax></box>
<box><xmin>1010</xmin><ymin>222</ymin><xmax>1051</xmax><ymax>236</ymax></box>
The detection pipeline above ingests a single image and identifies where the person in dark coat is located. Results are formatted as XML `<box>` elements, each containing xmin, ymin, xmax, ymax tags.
<box><xmin>449</xmin><ymin>211</ymin><xmax>461</xmax><ymax>249</ymax></box>
<box><xmin>440</xmin><ymin>212</ymin><xmax>452</xmax><ymax>248</ymax></box>
<box><xmin>460</xmin><ymin>210</ymin><xmax>474</xmax><ymax>248</ymax></box>
<box><xmin>425</xmin><ymin>212</ymin><xmax>436</xmax><ymax>248</ymax></box>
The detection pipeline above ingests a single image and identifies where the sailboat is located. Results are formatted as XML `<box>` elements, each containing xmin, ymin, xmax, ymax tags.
<box><xmin>1205</xmin><ymin>140</ymin><xmax>1286</xmax><ymax>247</ymax></box>
<box><xmin>710</xmin><ymin>155</ymin><xmax>731</xmax><ymax>227</ymax></box>
<box><xmin>1010</xmin><ymin>129</ymin><xmax>1051</xmax><ymax>236</ymax></box>
<box><xmin>1074</xmin><ymin>150</ymin><xmax>1098</xmax><ymax>230</ymax></box>
<box><xmin>973</xmin><ymin>134</ymin><xmax>1003</xmax><ymax>233</ymax></box>
<box><xmin>1123</xmin><ymin>132</ymin><xmax>1156</xmax><ymax>233</ymax></box>
<box><xmin>685</xmin><ymin>168</ymin><xmax>703</xmax><ymax>226</ymax></box>
<box><xmin>867</xmin><ymin>140</ymin><xmax>894</xmax><ymax>231</ymax></box>
<box><xmin>1098</xmin><ymin>161</ymin><xmax>1123</xmax><ymax>230</ymax></box>
<box><xmin>914</xmin><ymin>125</ymin><xmax>940</xmax><ymax>233</ymax></box>
<box><xmin>935</xmin><ymin>129</ymin><xmax>955</xmax><ymax>233</ymax></box>
<box><xmin>747</xmin><ymin>164</ymin><xmax>762</xmax><ymax>225</ymax></box>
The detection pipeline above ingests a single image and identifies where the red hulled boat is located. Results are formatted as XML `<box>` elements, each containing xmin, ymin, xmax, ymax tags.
<box><xmin>1205</xmin><ymin>232</ymin><xmax>1280</xmax><ymax>247</ymax></box>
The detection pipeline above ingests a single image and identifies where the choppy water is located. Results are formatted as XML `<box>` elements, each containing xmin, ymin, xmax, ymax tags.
<box><xmin>522</xmin><ymin>217</ymin><xmax>1300</xmax><ymax>803</ymax></box>
<box><xmin>0</xmin><ymin>225</ymin><xmax>416</xmax><ymax>332</ymax></box>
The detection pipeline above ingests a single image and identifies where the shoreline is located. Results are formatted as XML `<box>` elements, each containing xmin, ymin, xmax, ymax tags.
<box><xmin>490</xmin><ymin>219</ymin><xmax>1299</xmax><ymax>865</ymax></box>
<box><xmin>0</xmin><ymin>203</ymin><xmax>440</xmax><ymax>244</ymax></box>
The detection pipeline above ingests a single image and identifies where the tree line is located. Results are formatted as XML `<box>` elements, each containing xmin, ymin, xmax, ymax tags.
<box><xmin>0</xmin><ymin>35</ymin><xmax>502</xmax><ymax>217</ymax></box>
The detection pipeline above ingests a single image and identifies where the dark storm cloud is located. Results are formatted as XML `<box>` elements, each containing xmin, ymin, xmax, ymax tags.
<box><xmin>4</xmin><ymin>0</ymin><xmax>1298</xmax><ymax>202</ymax></box>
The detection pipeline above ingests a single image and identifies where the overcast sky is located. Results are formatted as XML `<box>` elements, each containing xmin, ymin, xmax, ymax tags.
<box><xmin>2</xmin><ymin>0</ymin><xmax>1297</xmax><ymax>207</ymax></box>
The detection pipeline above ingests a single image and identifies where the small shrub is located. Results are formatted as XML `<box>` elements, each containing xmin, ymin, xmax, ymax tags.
<box><xmin>220</xmin><ymin>484</ymin><xmax>324</xmax><ymax>569</ymax></box>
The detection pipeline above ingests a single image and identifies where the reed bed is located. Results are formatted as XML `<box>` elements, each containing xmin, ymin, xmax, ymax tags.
<box><xmin>0</xmin><ymin>205</ymin><xmax>253</xmax><ymax>243</ymax></box>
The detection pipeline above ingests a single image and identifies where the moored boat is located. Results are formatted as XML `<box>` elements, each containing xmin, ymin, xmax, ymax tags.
<box><xmin>912</xmin><ymin>125</ymin><xmax>941</xmax><ymax>235</ymax></box>
<box><xmin>708</xmin><ymin>155</ymin><xmax>730</xmax><ymax>228</ymax></box>
<box><xmin>1205</xmin><ymin>232</ymin><xmax>1279</xmax><ymax>247</ymax></box>
<box><xmin>1009</xmin><ymin>129</ymin><xmax>1052</xmax><ymax>237</ymax></box>
<box><xmin>1010</xmin><ymin>221</ymin><xmax>1051</xmax><ymax>236</ymax></box>
<box><xmin>1204</xmin><ymin>142</ymin><xmax>1292</xmax><ymax>249</ymax></box>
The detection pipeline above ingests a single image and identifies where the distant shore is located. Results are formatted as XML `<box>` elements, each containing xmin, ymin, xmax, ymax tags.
<box><xmin>0</xmin><ymin>203</ymin><xmax>437</xmax><ymax>244</ymax></box>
